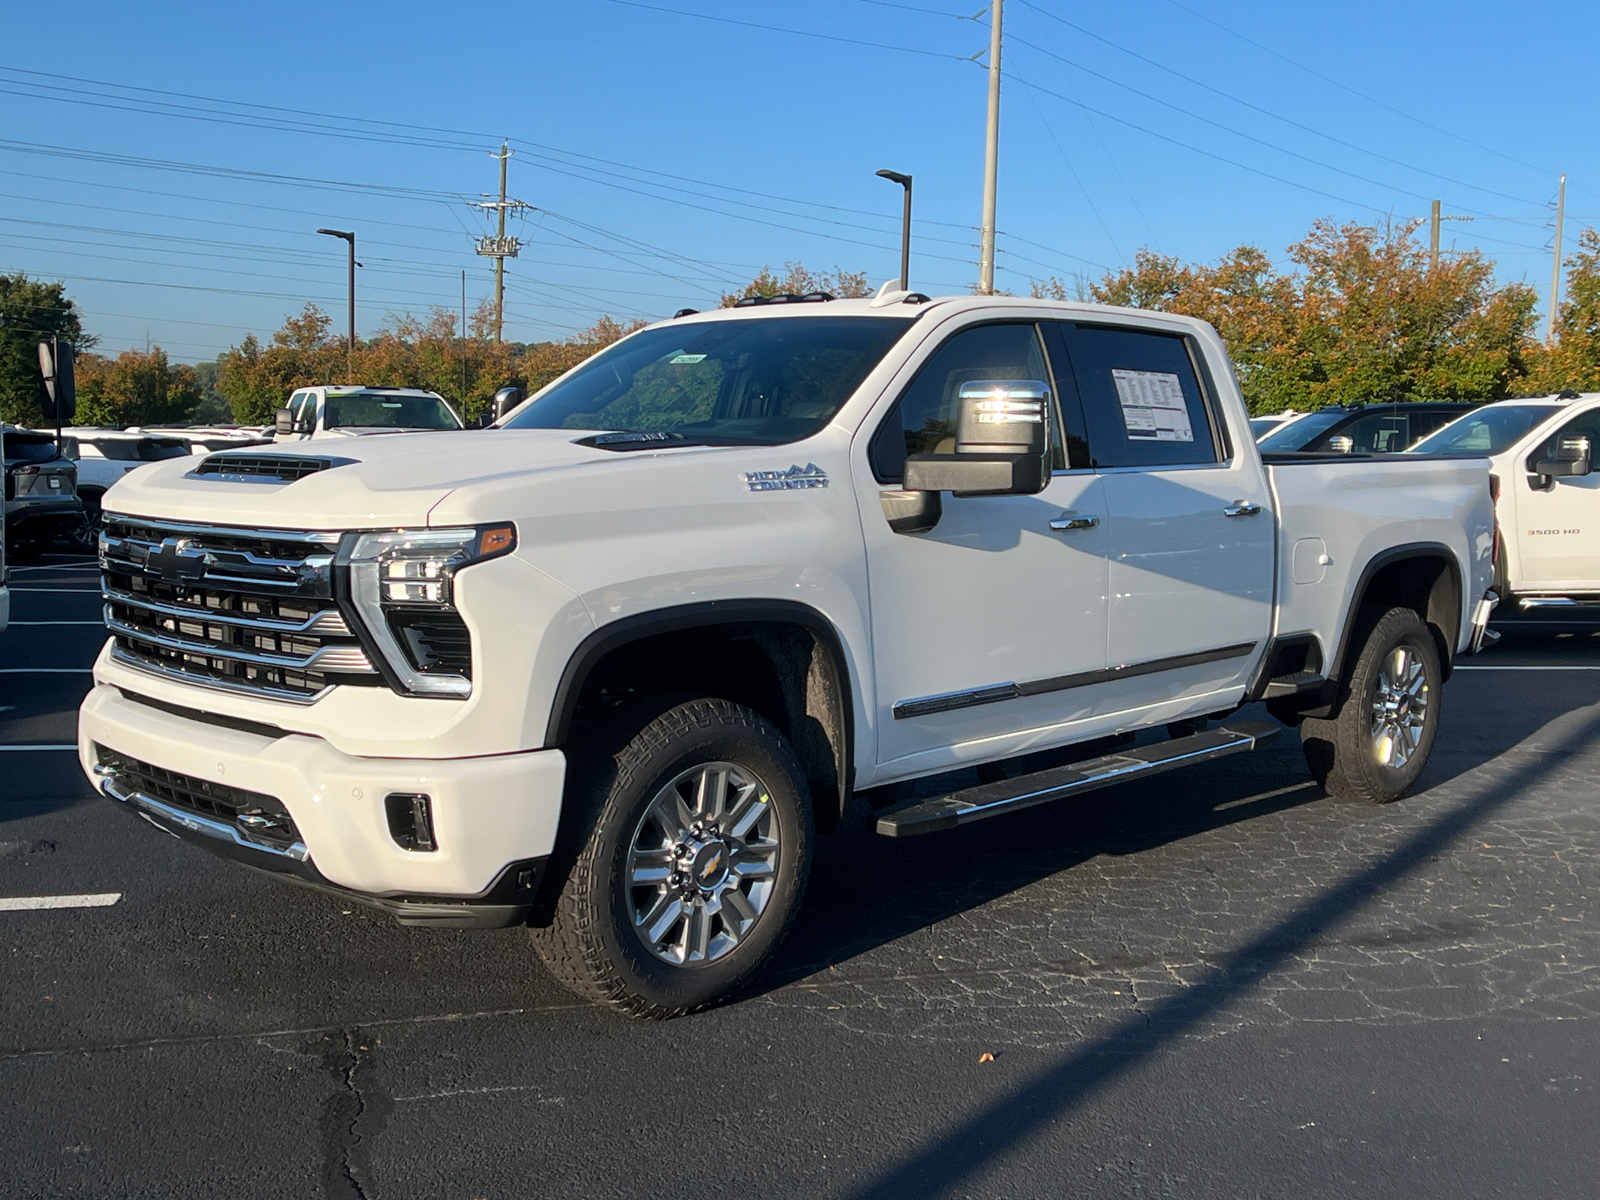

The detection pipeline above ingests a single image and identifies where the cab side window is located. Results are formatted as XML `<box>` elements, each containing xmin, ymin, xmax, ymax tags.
<box><xmin>287</xmin><ymin>391</ymin><xmax>312</xmax><ymax>428</ymax></box>
<box><xmin>1533</xmin><ymin>408</ymin><xmax>1600</xmax><ymax>469</ymax></box>
<box><xmin>1048</xmin><ymin>323</ymin><xmax>1221</xmax><ymax>468</ymax></box>
<box><xmin>1321</xmin><ymin>410</ymin><xmax>1410</xmax><ymax>453</ymax></box>
<box><xmin>869</xmin><ymin>322</ymin><xmax>1089</xmax><ymax>481</ymax></box>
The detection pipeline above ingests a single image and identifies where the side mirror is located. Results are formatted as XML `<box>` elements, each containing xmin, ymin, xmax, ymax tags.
<box><xmin>1533</xmin><ymin>435</ymin><xmax>1592</xmax><ymax>480</ymax></box>
<box><xmin>274</xmin><ymin>407</ymin><xmax>298</xmax><ymax>436</ymax></box>
<box><xmin>901</xmin><ymin>380</ymin><xmax>1049</xmax><ymax>500</ymax></box>
<box><xmin>492</xmin><ymin>386</ymin><xmax>524</xmax><ymax>423</ymax></box>
<box><xmin>1327</xmin><ymin>435</ymin><xmax>1355</xmax><ymax>454</ymax></box>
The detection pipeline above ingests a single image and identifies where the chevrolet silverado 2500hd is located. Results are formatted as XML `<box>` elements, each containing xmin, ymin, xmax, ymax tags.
<box><xmin>1409</xmin><ymin>392</ymin><xmax>1600</xmax><ymax>625</ymax></box>
<box><xmin>78</xmin><ymin>293</ymin><xmax>1497</xmax><ymax>1017</ymax></box>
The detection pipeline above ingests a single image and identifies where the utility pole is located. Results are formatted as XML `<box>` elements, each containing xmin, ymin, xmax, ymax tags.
<box><xmin>461</xmin><ymin>269</ymin><xmax>468</xmax><ymax>406</ymax></box>
<box><xmin>1548</xmin><ymin>172</ymin><xmax>1567</xmax><ymax>345</ymax></box>
<box><xmin>474</xmin><ymin>143</ymin><xmax>531</xmax><ymax>343</ymax></box>
<box><xmin>1429</xmin><ymin>200</ymin><xmax>1441</xmax><ymax>272</ymax></box>
<box><xmin>977</xmin><ymin>0</ymin><xmax>1004</xmax><ymax>295</ymax></box>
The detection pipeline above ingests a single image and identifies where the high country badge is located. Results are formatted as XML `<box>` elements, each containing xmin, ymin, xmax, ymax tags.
<box><xmin>744</xmin><ymin>463</ymin><xmax>829</xmax><ymax>492</ymax></box>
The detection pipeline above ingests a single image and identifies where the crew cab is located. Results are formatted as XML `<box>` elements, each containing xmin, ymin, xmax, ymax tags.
<box><xmin>273</xmin><ymin>386</ymin><xmax>464</xmax><ymax>440</ymax></box>
<box><xmin>1409</xmin><ymin>392</ymin><xmax>1600</xmax><ymax>624</ymax></box>
<box><xmin>77</xmin><ymin>293</ymin><xmax>1496</xmax><ymax>1017</ymax></box>
<box><xmin>3</xmin><ymin>425</ymin><xmax>81</xmax><ymax>561</ymax></box>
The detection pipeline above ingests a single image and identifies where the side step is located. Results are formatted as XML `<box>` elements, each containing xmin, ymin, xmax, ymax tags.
<box><xmin>875</xmin><ymin>720</ymin><xmax>1280</xmax><ymax>838</ymax></box>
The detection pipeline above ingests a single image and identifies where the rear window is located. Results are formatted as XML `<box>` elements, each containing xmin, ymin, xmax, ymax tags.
<box><xmin>1256</xmin><ymin>407</ymin><xmax>1349</xmax><ymax>451</ymax></box>
<box><xmin>91</xmin><ymin>438</ymin><xmax>190</xmax><ymax>462</ymax></box>
<box><xmin>4</xmin><ymin>435</ymin><xmax>62</xmax><ymax>464</ymax></box>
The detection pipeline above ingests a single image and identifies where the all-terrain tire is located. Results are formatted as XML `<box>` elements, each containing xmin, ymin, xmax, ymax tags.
<box><xmin>531</xmin><ymin>697</ymin><xmax>813</xmax><ymax>1018</ymax></box>
<box><xmin>1301</xmin><ymin>606</ymin><xmax>1442</xmax><ymax>803</ymax></box>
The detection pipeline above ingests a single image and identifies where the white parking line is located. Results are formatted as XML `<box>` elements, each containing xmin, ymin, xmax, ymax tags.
<box><xmin>0</xmin><ymin>668</ymin><xmax>93</xmax><ymax>673</ymax></box>
<box><xmin>1456</xmin><ymin>664</ymin><xmax>1600</xmax><ymax>671</ymax></box>
<box><xmin>0</xmin><ymin>745</ymin><xmax>79</xmax><ymax>751</ymax></box>
<box><xmin>7</xmin><ymin>588</ymin><xmax>102</xmax><ymax>594</ymax></box>
<box><xmin>7</xmin><ymin>622</ymin><xmax>105</xmax><ymax>626</ymax></box>
<box><xmin>7</xmin><ymin>563</ymin><xmax>97</xmax><ymax>571</ymax></box>
<box><xmin>0</xmin><ymin>894</ymin><xmax>121</xmax><ymax>912</ymax></box>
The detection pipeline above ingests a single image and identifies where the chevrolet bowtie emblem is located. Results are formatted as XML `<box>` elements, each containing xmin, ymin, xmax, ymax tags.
<box><xmin>150</xmin><ymin>537</ymin><xmax>208</xmax><ymax>584</ymax></box>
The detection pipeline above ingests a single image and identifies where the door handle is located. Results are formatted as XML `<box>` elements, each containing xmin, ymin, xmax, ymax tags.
<box><xmin>1049</xmin><ymin>513</ymin><xmax>1100</xmax><ymax>531</ymax></box>
<box><xmin>1222</xmin><ymin>501</ymin><xmax>1262</xmax><ymax>518</ymax></box>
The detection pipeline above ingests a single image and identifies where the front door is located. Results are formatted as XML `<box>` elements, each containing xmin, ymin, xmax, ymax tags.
<box><xmin>1047</xmin><ymin>321</ymin><xmax>1274</xmax><ymax>715</ymax></box>
<box><xmin>859</xmin><ymin>320</ymin><xmax>1110</xmax><ymax>775</ymax></box>
<box><xmin>1515</xmin><ymin>405</ymin><xmax>1600</xmax><ymax>591</ymax></box>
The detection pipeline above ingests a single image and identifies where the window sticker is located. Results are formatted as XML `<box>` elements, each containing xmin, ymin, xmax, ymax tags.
<box><xmin>1111</xmin><ymin>369</ymin><xmax>1193</xmax><ymax>442</ymax></box>
<box><xmin>669</xmin><ymin>352</ymin><xmax>707</xmax><ymax>364</ymax></box>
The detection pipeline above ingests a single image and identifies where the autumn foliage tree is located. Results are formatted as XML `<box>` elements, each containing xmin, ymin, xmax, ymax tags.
<box><xmin>0</xmin><ymin>272</ymin><xmax>91</xmax><ymax>426</ymax></box>
<box><xmin>213</xmin><ymin>303</ymin><xmax>645</xmax><ymax>424</ymax></box>
<box><xmin>719</xmin><ymin>262</ymin><xmax>872</xmax><ymax>307</ymax></box>
<box><xmin>74</xmin><ymin>348</ymin><xmax>203</xmax><ymax>427</ymax></box>
<box><xmin>1044</xmin><ymin>218</ymin><xmax>1541</xmax><ymax>413</ymax></box>
<box><xmin>1527</xmin><ymin>227</ymin><xmax>1600</xmax><ymax>393</ymax></box>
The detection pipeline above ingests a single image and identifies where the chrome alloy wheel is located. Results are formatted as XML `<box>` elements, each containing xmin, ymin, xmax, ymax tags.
<box><xmin>1369</xmin><ymin>645</ymin><xmax>1429</xmax><ymax>768</ymax></box>
<box><xmin>625</xmin><ymin>762</ymin><xmax>780</xmax><ymax>967</ymax></box>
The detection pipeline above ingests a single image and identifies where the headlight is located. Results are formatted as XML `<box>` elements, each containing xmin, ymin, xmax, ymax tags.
<box><xmin>345</xmin><ymin>524</ymin><xmax>516</xmax><ymax>698</ymax></box>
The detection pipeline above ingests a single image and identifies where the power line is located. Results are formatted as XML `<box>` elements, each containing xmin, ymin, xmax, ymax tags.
<box><xmin>603</xmin><ymin>0</ymin><xmax>978</xmax><ymax>61</ymax></box>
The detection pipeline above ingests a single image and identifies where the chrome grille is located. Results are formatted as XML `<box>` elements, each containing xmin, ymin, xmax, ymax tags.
<box><xmin>101</xmin><ymin>515</ymin><xmax>377</xmax><ymax>703</ymax></box>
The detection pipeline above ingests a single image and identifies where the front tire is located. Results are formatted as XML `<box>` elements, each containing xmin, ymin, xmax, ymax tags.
<box><xmin>532</xmin><ymin>697</ymin><xmax>813</xmax><ymax>1018</ymax></box>
<box><xmin>1301</xmin><ymin>606</ymin><xmax>1442</xmax><ymax>803</ymax></box>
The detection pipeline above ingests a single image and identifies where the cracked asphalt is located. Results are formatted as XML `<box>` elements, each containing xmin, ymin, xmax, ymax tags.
<box><xmin>5</xmin><ymin>553</ymin><xmax>1600</xmax><ymax>1198</ymax></box>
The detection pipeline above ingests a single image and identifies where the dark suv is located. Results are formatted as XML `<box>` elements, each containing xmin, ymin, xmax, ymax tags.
<box><xmin>3</xmin><ymin>425</ymin><xmax>82</xmax><ymax>561</ymax></box>
<box><xmin>1257</xmin><ymin>402</ymin><xmax>1482</xmax><ymax>455</ymax></box>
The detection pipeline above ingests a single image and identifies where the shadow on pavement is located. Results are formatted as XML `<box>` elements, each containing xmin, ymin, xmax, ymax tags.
<box><xmin>836</xmin><ymin>700</ymin><xmax>1600</xmax><ymax>1200</ymax></box>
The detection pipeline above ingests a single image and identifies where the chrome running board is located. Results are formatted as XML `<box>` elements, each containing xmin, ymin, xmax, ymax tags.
<box><xmin>875</xmin><ymin>721</ymin><xmax>1280</xmax><ymax>838</ymax></box>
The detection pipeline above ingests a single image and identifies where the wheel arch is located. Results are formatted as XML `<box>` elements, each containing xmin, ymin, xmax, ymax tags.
<box><xmin>1331</xmin><ymin>542</ymin><xmax>1463</xmax><ymax>686</ymax></box>
<box><xmin>546</xmin><ymin>600</ymin><xmax>856</xmax><ymax>834</ymax></box>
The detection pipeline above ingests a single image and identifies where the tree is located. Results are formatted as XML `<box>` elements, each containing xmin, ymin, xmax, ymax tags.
<box><xmin>0</xmin><ymin>272</ymin><xmax>92</xmax><ymax>425</ymax></box>
<box><xmin>1527</xmin><ymin>227</ymin><xmax>1600</xmax><ymax>392</ymax></box>
<box><xmin>1072</xmin><ymin>219</ymin><xmax>1538</xmax><ymax>413</ymax></box>
<box><xmin>74</xmin><ymin>348</ymin><xmax>203</xmax><ymax>427</ymax></box>
<box><xmin>719</xmin><ymin>262</ymin><xmax>871</xmax><ymax>307</ymax></box>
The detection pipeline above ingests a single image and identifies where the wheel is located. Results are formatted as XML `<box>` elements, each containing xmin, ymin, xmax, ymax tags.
<box><xmin>70</xmin><ymin>493</ymin><xmax>103</xmax><ymax>551</ymax></box>
<box><xmin>1300</xmin><ymin>606</ymin><xmax>1442</xmax><ymax>803</ymax></box>
<box><xmin>531</xmin><ymin>697</ymin><xmax>813</xmax><ymax>1018</ymax></box>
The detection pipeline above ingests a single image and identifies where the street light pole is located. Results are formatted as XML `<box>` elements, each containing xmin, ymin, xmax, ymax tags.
<box><xmin>876</xmin><ymin>169</ymin><xmax>913</xmax><ymax>292</ymax></box>
<box><xmin>316</xmin><ymin>228</ymin><xmax>356</xmax><ymax>356</ymax></box>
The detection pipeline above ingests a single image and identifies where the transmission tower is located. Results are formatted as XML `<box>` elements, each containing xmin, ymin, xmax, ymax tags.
<box><xmin>473</xmin><ymin>142</ymin><xmax>533</xmax><ymax>342</ymax></box>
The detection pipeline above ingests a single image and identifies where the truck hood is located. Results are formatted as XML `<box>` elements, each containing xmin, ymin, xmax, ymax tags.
<box><xmin>102</xmin><ymin>429</ymin><xmax>626</xmax><ymax>530</ymax></box>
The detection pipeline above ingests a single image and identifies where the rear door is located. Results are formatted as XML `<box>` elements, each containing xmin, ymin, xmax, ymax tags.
<box><xmin>1047</xmin><ymin>321</ymin><xmax>1274</xmax><ymax>713</ymax></box>
<box><xmin>1514</xmin><ymin>404</ymin><xmax>1600</xmax><ymax>590</ymax></box>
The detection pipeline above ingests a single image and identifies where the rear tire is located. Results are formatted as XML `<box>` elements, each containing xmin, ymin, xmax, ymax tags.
<box><xmin>531</xmin><ymin>697</ymin><xmax>813</xmax><ymax>1018</ymax></box>
<box><xmin>1301</xmin><ymin>606</ymin><xmax>1442</xmax><ymax>803</ymax></box>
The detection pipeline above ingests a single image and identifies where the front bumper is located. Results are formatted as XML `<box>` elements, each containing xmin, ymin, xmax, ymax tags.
<box><xmin>79</xmin><ymin>683</ymin><xmax>566</xmax><ymax>927</ymax></box>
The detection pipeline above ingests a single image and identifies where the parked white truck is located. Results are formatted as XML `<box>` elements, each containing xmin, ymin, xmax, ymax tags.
<box><xmin>272</xmin><ymin>385</ymin><xmax>464</xmax><ymax>440</ymax></box>
<box><xmin>1408</xmin><ymin>392</ymin><xmax>1600</xmax><ymax>625</ymax></box>
<box><xmin>78</xmin><ymin>294</ymin><xmax>1497</xmax><ymax>1016</ymax></box>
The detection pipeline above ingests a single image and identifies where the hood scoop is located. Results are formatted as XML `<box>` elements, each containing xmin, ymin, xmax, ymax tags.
<box><xmin>190</xmin><ymin>454</ymin><xmax>351</xmax><ymax>483</ymax></box>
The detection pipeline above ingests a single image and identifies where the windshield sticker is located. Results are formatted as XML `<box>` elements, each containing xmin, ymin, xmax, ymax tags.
<box><xmin>669</xmin><ymin>353</ymin><xmax>707</xmax><ymax>364</ymax></box>
<box><xmin>745</xmin><ymin>463</ymin><xmax>829</xmax><ymax>492</ymax></box>
<box><xmin>1112</xmin><ymin>369</ymin><xmax>1194</xmax><ymax>442</ymax></box>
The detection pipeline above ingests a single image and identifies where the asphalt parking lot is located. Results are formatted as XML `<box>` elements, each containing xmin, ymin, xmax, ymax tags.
<box><xmin>4</xmin><ymin>554</ymin><xmax>1600</xmax><ymax>1199</ymax></box>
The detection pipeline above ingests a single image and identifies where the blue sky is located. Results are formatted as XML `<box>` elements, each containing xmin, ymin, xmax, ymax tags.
<box><xmin>4</xmin><ymin>0</ymin><xmax>1596</xmax><ymax>362</ymax></box>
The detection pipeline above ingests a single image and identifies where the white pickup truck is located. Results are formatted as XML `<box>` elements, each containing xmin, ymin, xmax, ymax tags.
<box><xmin>1408</xmin><ymin>392</ymin><xmax>1600</xmax><ymax>624</ymax></box>
<box><xmin>78</xmin><ymin>294</ymin><xmax>1497</xmax><ymax>1017</ymax></box>
<box><xmin>273</xmin><ymin>385</ymin><xmax>465</xmax><ymax>440</ymax></box>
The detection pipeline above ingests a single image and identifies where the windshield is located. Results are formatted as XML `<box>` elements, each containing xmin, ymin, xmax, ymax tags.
<box><xmin>1256</xmin><ymin>408</ymin><xmax>1348</xmax><ymax>451</ymax></box>
<box><xmin>502</xmin><ymin>316</ymin><xmax>916</xmax><ymax>445</ymax></box>
<box><xmin>324</xmin><ymin>392</ymin><xmax>462</xmax><ymax>430</ymax></box>
<box><xmin>1407</xmin><ymin>404</ymin><xmax>1556</xmax><ymax>455</ymax></box>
